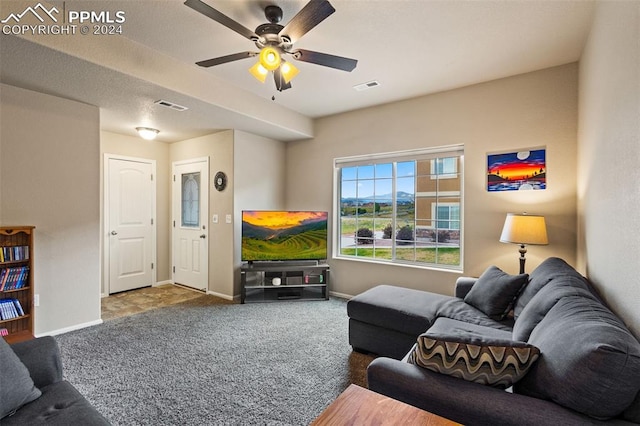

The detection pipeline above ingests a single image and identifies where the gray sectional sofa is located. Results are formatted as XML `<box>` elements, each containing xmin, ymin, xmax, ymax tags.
<box><xmin>347</xmin><ymin>257</ymin><xmax>640</xmax><ymax>425</ymax></box>
<box><xmin>1</xmin><ymin>336</ymin><xmax>110</xmax><ymax>425</ymax></box>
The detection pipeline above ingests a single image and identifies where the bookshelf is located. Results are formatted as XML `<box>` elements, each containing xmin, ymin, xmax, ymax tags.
<box><xmin>0</xmin><ymin>226</ymin><xmax>35</xmax><ymax>343</ymax></box>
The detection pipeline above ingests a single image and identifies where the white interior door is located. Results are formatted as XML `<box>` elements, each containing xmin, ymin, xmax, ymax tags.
<box><xmin>107</xmin><ymin>157</ymin><xmax>155</xmax><ymax>294</ymax></box>
<box><xmin>172</xmin><ymin>158</ymin><xmax>209</xmax><ymax>291</ymax></box>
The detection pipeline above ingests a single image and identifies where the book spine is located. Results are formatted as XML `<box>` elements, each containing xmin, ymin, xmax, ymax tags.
<box><xmin>13</xmin><ymin>299</ymin><xmax>24</xmax><ymax>316</ymax></box>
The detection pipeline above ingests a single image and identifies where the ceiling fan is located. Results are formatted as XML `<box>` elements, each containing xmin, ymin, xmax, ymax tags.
<box><xmin>184</xmin><ymin>0</ymin><xmax>358</xmax><ymax>91</ymax></box>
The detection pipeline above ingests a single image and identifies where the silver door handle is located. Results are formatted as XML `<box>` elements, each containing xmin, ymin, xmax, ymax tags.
<box><xmin>200</xmin><ymin>234</ymin><xmax>206</xmax><ymax>239</ymax></box>
<box><xmin>111</xmin><ymin>231</ymin><xmax>118</xmax><ymax>235</ymax></box>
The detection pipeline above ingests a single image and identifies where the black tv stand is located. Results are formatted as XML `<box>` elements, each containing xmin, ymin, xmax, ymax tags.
<box><xmin>240</xmin><ymin>262</ymin><xmax>330</xmax><ymax>303</ymax></box>
<box><xmin>247</xmin><ymin>260</ymin><xmax>321</xmax><ymax>267</ymax></box>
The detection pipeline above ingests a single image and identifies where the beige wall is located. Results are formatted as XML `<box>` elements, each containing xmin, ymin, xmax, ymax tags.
<box><xmin>102</xmin><ymin>129</ymin><xmax>286</xmax><ymax>300</ymax></box>
<box><xmin>286</xmin><ymin>64</ymin><xmax>578</xmax><ymax>298</ymax></box>
<box><xmin>170</xmin><ymin>131</ymin><xmax>235</xmax><ymax>299</ymax></box>
<box><xmin>0</xmin><ymin>84</ymin><xmax>101</xmax><ymax>335</ymax></box>
<box><xmin>578</xmin><ymin>1</ymin><xmax>640</xmax><ymax>337</ymax></box>
<box><xmin>233</xmin><ymin>130</ymin><xmax>286</xmax><ymax>295</ymax></box>
<box><xmin>100</xmin><ymin>131</ymin><xmax>171</xmax><ymax>294</ymax></box>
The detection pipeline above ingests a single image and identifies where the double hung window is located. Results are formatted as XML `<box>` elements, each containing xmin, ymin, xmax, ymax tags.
<box><xmin>334</xmin><ymin>145</ymin><xmax>463</xmax><ymax>269</ymax></box>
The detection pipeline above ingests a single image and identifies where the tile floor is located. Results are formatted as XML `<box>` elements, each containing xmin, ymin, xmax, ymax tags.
<box><xmin>101</xmin><ymin>284</ymin><xmax>212</xmax><ymax>321</ymax></box>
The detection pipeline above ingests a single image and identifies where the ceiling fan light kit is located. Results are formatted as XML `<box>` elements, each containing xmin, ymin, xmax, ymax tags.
<box><xmin>184</xmin><ymin>0</ymin><xmax>358</xmax><ymax>91</ymax></box>
<box><xmin>280</xmin><ymin>61</ymin><xmax>299</xmax><ymax>84</ymax></box>
<box><xmin>249</xmin><ymin>61</ymin><xmax>269</xmax><ymax>83</ymax></box>
<box><xmin>259</xmin><ymin>46</ymin><xmax>281</xmax><ymax>71</ymax></box>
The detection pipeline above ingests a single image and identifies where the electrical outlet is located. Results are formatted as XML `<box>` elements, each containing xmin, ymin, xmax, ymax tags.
<box><xmin>212</xmin><ymin>214</ymin><xmax>219</xmax><ymax>223</ymax></box>
<box><xmin>34</xmin><ymin>294</ymin><xmax>39</xmax><ymax>307</ymax></box>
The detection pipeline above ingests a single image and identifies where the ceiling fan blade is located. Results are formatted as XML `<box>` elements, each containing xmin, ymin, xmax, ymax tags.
<box><xmin>274</xmin><ymin>68</ymin><xmax>292</xmax><ymax>91</ymax></box>
<box><xmin>279</xmin><ymin>0</ymin><xmax>335</xmax><ymax>44</ymax></box>
<box><xmin>291</xmin><ymin>49</ymin><xmax>357</xmax><ymax>72</ymax></box>
<box><xmin>184</xmin><ymin>0</ymin><xmax>258</xmax><ymax>41</ymax></box>
<box><xmin>196</xmin><ymin>52</ymin><xmax>257</xmax><ymax>67</ymax></box>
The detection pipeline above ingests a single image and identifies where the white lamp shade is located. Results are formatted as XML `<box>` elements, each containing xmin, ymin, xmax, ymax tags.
<box><xmin>500</xmin><ymin>213</ymin><xmax>548</xmax><ymax>245</ymax></box>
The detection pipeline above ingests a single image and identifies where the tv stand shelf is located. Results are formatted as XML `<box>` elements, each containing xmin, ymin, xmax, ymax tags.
<box><xmin>240</xmin><ymin>262</ymin><xmax>330</xmax><ymax>303</ymax></box>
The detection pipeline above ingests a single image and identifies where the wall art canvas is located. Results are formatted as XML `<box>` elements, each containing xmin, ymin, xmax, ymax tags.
<box><xmin>487</xmin><ymin>148</ymin><xmax>546</xmax><ymax>191</ymax></box>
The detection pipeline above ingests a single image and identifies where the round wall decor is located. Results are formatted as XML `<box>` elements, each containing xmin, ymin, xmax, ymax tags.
<box><xmin>214</xmin><ymin>171</ymin><xmax>227</xmax><ymax>191</ymax></box>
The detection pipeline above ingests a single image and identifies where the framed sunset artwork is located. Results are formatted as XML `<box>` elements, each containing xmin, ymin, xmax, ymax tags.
<box><xmin>487</xmin><ymin>148</ymin><xmax>546</xmax><ymax>191</ymax></box>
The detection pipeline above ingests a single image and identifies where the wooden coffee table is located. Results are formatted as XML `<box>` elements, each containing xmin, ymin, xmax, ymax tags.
<box><xmin>311</xmin><ymin>384</ymin><xmax>461</xmax><ymax>425</ymax></box>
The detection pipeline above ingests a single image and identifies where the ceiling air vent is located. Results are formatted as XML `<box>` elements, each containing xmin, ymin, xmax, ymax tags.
<box><xmin>154</xmin><ymin>100</ymin><xmax>189</xmax><ymax>112</ymax></box>
<box><xmin>353</xmin><ymin>80</ymin><xmax>381</xmax><ymax>92</ymax></box>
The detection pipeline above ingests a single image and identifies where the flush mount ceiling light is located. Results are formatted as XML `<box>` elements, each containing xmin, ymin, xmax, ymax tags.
<box><xmin>136</xmin><ymin>127</ymin><xmax>160</xmax><ymax>140</ymax></box>
<box><xmin>184</xmin><ymin>0</ymin><xmax>357</xmax><ymax>92</ymax></box>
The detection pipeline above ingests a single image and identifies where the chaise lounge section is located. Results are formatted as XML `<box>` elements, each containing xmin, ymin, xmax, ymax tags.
<box><xmin>348</xmin><ymin>257</ymin><xmax>640</xmax><ymax>425</ymax></box>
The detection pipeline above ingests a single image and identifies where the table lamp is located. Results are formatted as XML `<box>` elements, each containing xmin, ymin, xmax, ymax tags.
<box><xmin>500</xmin><ymin>213</ymin><xmax>548</xmax><ymax>274</ymax></box>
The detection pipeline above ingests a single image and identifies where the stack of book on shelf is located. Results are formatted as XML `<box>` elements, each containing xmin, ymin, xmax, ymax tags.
<box><xmin>0</xmin><ymin>327</ymin><xmax>8</xmax><ymax>337</ymax></box>
<box><xmin>0</xmin><ymin>266</ymin><xmax>29</xmax><ymax>290</ymax></box>
<box><xmin>0</xmin><ymin>298</ymin><xmax>25</xmax><ymax>320</ymax></box>
<box><xmin>0</xmin><ymin>245</ymin><xmax>29</xmax><ymax>262</ymax></box>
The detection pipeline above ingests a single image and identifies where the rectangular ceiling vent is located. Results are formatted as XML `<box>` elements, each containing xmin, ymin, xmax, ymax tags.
<box><xmin>353</xmin><ymin>80</ymin><xmax>381</xmax><ymax>92</ymax></box>
<box><xmin>154</xmin><ymin>99</ymin><xmax>189</xmax><ymax>112</ymax></box>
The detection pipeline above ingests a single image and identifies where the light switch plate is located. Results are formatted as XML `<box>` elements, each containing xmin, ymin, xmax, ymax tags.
<box><xmin>225</xmin><ymin>214</ymin><xmax>232</xmax><ymax>224</ymax></box>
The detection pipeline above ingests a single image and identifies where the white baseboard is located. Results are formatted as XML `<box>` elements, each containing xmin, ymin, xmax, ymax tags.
<box><xmin>329</xmin><ymin>291</ymin><xmax>353</xmax><ymax>300</ymax></box>
<box><xmin>36</xmin><ymin>319</ymin><xmax>103</xmax><ymax>337</ymax></box>
<box><xmin>206</xmin><ymin>290</ymin><xmax>235</xmax><ymax>301</ymax></box>
<box><xmin>155</xmin><ymin>280</ymin><xmax>173</xmax><ymax>286</ymax></box>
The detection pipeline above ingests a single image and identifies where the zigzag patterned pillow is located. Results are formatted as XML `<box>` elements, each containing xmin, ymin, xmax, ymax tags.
<box><xmin>408</xmin><ymin>334</ymin><xmax>540</xmax><ymax>388</ymax></box>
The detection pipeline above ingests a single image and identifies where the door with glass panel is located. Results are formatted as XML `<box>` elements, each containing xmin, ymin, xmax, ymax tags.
<box><xmin>172</xmin><ymin>158</ymin><xmax>209</xmax><ymax>291</ymax></box>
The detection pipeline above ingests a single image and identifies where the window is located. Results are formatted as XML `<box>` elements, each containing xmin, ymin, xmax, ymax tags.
<box><xmin>181</xmin><ymin>172</ymin><xmax>200</xmax><ymax>228</ymax></box>
<box><xmin>431</xmin><ymin>157</ymin><xmax>457</xmax><ymax>179</ymax></box>
<box><xmin>335</xmin><ymin>146</ymin><xmax>463</xmax><ymax>269</ymax></box>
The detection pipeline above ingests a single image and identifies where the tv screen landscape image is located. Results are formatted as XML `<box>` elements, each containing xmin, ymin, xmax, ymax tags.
<box><xmin>241</xmin><ymin>211</ymin><xmax>328</xmax><ymax>261</ymax></box>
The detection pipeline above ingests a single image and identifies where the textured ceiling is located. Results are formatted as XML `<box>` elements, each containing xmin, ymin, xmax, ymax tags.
<box><xmin>0</xmin><ymin>0</ymin><xmax>596</xmax><ymax>142</ymax></box>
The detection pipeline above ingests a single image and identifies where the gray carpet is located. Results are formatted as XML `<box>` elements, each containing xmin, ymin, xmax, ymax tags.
<box><xmin>56</xmin><ymin>296</ymin><xmax>372</xmax><ymax>425</ymax></box>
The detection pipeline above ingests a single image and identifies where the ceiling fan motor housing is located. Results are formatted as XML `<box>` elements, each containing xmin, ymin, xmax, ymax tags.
<box><xmin>264</xmin><ymin>5</ymin><xmax>283</xmax><ymax>23</ymax></box>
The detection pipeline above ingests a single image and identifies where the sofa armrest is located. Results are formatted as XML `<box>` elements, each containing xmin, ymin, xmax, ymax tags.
<box><xmin>454</xmin><ymin>277</ymin><xmax>477</xmax><ymax>298</ymax></box>
<box><xmin>10</xmin><ymin>336</ymin><xmax>63</xmax><ymax>389</ymax></box>
<box><xmin>367</xmin><ymin>357</ymin><xmax>622</xmax><ymax>426</ymax></box>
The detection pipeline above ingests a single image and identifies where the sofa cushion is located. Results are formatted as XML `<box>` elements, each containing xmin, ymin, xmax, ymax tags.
<box><xmin>0</xmin><ymin>380</ymin><xmax>111</xmax><ymax>426</ymax></box>
<box><xmin>347</xmin><ymin>285</ymin><xmax>451</xmax><ymax>336</ymax></box>
<box><xmin>408</xmin><ymin>318</ymin><xmax>540</xmax><ymax>388</ymax></box>
<box><xmin>436</xmin><ymin>299</ymin><xmax>514</xmax><ymax>331</ymax></box>
<box><xmin>512</xmin><ymin>277</ymin><xmax>600</xmax><ymax>342</ymax></box>
<box><xmin>514</xmin><ymin>296</ymin><xmax>640</xmax><ymax>419</ymax></box>
<box><xmin>464</xmin><ymin>266</ymin><xmax>528</xmax><ymax>320</ymax></box>
<box><xmin>514</xmin><ymin>257</ymin><xmax>591</xmax><ymax>319</ymax></box>
<box><xmin>0</xmin><ymin>337</ymin><xmax>42</xmax><ymax>419</ymax></box>
<box><xmin>10</xmin><ymin>336</ymin><xmax>63</xmax><ymax>389</ymax></box>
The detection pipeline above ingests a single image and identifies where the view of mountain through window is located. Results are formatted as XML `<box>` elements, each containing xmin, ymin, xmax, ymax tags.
<box><xmin>336</xmin><ymin>147</ymin><xmax>463</xmax><ymax>269</ymax></box>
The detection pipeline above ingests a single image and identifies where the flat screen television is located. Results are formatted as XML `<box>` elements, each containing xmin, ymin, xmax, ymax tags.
<box><xmin>241</xmin><ymin>210</ymin><xmax>328</xmax><ymax>262</ymax></box>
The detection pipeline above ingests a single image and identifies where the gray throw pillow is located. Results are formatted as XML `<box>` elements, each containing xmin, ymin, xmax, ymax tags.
<box><xmin>0</xmin><ymin>338</ymin><xmax>42</xmax><ymax>419</ymax></box>
<box><xmin>464</xmin><ymin>266</ymin><xmax>528</xmax><ymax>320</ymax></box>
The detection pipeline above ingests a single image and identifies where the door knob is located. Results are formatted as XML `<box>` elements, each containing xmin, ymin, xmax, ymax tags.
<box><xmin>200</xmin><ymin>234</ymin><xmax>206</xmax><ymax>239</ymax></box>
<box><xmin>111</xmin><ymin>231</ymin><xmax>118</xmax><ymax>235</ymax></box>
